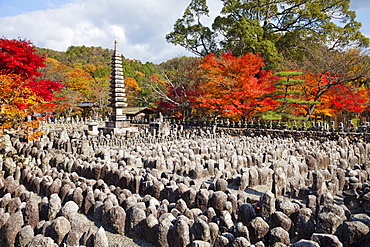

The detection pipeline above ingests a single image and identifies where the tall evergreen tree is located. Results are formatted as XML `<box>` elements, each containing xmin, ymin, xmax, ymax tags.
<box><xmin>166</xmin><ymin>0</ymin><xmax>369</xmax><ymax>69</ymax></box>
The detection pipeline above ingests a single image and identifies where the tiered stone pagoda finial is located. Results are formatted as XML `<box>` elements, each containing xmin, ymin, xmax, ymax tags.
<box><xmin>106</xmin><ymin>40</ymin><xmax>130</xmax><ymax>129</ymax></box>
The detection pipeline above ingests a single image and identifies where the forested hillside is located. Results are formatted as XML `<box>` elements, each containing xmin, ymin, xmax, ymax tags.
<box><xmin>27</xmin><ymin>0</ymin><xmax>370</xmax><ymax>122</ymax></box>
<box><xmin>36</xmin><ymin>45</ymin><xmax>168</xmax><ymax>118</ymax></box>
<box><xmin>34</xmin><ymin>43</ymin><xmax>370</xmax><ymax>123</ymax></box>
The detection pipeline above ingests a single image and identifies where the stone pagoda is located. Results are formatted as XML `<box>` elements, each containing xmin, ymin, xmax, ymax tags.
<box><xmin>105</xmin><ymin>40</ymin><xmax>130</xmax><ymax>130</ymax></box>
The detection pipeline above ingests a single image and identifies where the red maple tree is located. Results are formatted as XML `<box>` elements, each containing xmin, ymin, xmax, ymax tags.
<box><xmin>0</xmin><ymin>38</ymin><xmax>64</xmax><ymax>138</ymax></box>
<box><xmin>197</xmin><ymin>52</ymin><xmax>278</xmax><ymax>119</ymax></box>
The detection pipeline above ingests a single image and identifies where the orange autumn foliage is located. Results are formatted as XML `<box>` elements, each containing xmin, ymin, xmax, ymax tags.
<box><xmin>197</xmin><ymin>52</ymin><xmax>278</xmax><ymax>119</ymax></box>
<box><xmin>296</xmin><ymin>72</ymin><xmax>369</xmax><ymax>117</ymax></box>
<box><xmin>64</xmin><ymin>67</ymin><xmax>94</xmax><ymax>96</ymax></box>
<box><xmin>0</xmin><ymin>74</ymin><xmax>53</xmax><ymax>139</ymax></box>
<box><xmin>124</xmin><ymin>77</ymin><xmax>141</xmax><ymax>104</ymax></box>
<box><xmin>0</xmin><ymin>38</ymin><xmax>64</xmax><ymax>139</ymax></box>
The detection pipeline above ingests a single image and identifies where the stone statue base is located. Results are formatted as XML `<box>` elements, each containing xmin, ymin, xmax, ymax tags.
<box><xmin>105</xmin><ymin>120</ymin><xmax>130</xmax><ymax>128</ymax></box>
<box><xmin>103</xmin><ymin>120</ymin><xmax>137</xmax><ymax>135</ymax></box>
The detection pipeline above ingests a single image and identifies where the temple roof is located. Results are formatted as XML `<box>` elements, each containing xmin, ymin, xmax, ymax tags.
<box><xmin>77</xmin><ymin>101</ymin><xmax>99</xmax><ymax>108</ymax></box>
<box><xmin>121</xmin><ymin>107</ymin><xmax>153</xmax><ymax>115</ymax></box>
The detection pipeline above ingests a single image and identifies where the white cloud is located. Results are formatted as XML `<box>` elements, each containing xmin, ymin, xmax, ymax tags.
<box><xmin>1</xmin><ymin>0</ymin><xmax>219</xmax><ymax>63</ymax></box>
<box><xmin>2</xmin><ymin>0</ymin><xmax>367</xmax><ymax>63</ymax></box>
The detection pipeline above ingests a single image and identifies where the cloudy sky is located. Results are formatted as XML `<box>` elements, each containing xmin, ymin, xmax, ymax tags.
<box><xmin>0</xmin><ymin>0</ymin><xmax>369</xmax><ymax>64</ymax></box>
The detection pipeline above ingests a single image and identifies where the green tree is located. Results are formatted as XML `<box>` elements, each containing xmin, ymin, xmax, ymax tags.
<box><xmin>121</xmin><ymin>58</ymin><xmax>162</xmax><ymax>107</ymax></box>
<box><xmin>166</xmin><ymin>0</ymin><xmax>218</xmax><ymax>56</ymax></box>
<box><xmin>262</xmin><ymin>71</ymin><xmax>319</xmax><ymax>121</ymax></box>
<box><xmin>166</xmin><ymin>0</ymin><xmax>369</xmax><ymax>69</ymax></box>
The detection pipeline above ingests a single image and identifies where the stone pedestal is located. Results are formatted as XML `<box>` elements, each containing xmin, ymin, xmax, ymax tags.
<box><xmin>106</xmin><ymin>120</ymin><xmax>131</xmax><ymax>128</ymax></box>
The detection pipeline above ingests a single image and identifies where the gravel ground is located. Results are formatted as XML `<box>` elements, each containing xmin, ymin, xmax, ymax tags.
<box><xmin>86</xmin><ymin>216</ymin><xmax>153</xmax><ymax>247</ymax></box>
